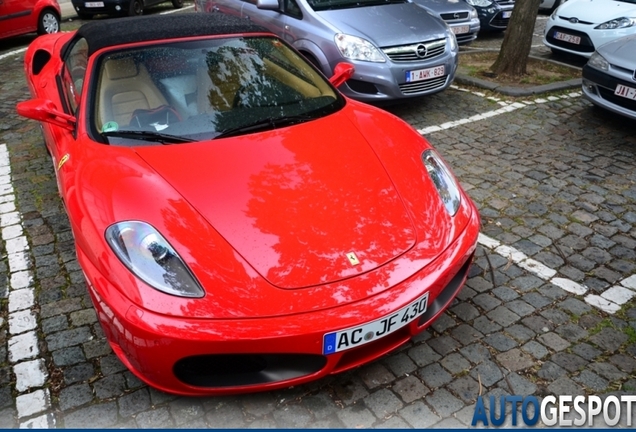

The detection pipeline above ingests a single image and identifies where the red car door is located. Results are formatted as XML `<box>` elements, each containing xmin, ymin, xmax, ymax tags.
<box><xmin>0</xmin><ymin>0</ymin><xmax>36</xmax><ymax>39</ymax></box>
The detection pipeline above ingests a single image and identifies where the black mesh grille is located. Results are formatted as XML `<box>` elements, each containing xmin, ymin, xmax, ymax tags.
<box><xmin>399</xmin><ymin>75</ymin><xmax>448</xmax><ymax>94</ymax></box>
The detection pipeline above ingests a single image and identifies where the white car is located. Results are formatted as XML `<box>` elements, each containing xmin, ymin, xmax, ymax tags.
<box><xmin>543</xmin><ymin>0</ymin><xmax>636</xmax><ymax>58</ymax></box>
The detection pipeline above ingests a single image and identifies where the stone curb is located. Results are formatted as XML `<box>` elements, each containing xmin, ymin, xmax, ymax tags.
<box><xmin>456</xmin><ymin>49</ymin><xmax>583</xmax><ymax>96</ymax></box>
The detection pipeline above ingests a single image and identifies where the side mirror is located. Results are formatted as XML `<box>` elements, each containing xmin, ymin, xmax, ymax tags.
<box><xmin>16</xmin><ymin>99</ymin><xmax>76</xmax><ymax>131</ymax></box>
<box><xmin>256</xmin><ymin>0</ymin><xmax>279</xmax><ymax>10</ymax></box>
<box><xmin>329</xmin><ymin>62</ymin><xmax>355</xmax><ymax>87</ymax></box>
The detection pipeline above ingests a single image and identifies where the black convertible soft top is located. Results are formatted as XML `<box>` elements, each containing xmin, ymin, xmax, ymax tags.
<box><xmin>66</xmin><ymin>13</ymin><xmax>270</xmax><ymax>56</ymax></box>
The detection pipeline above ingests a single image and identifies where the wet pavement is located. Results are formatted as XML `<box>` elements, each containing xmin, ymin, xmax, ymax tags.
<box><xmin>0</xmin><ymin>7</ymin><xmax>635</xmax><ymax>429</ymax></box>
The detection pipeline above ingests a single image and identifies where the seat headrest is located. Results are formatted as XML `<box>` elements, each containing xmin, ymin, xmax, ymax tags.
<box><xmin>104</xmin><ymin>58</ymin><xmax>139</xmax><ymax>80</ymax></box>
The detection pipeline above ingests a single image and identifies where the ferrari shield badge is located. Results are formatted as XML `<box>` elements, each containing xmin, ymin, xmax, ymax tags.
<box><xmin>346</xmin><ymin>252</ymin><xmax>360</xmax><ymax>266</ymax></box>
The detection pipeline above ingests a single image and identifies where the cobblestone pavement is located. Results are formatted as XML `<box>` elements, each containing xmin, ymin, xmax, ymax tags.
<box><xmin>1</xmin><ymin>11</ymin><xmax>636</xmax><ymax>429</ymax></box>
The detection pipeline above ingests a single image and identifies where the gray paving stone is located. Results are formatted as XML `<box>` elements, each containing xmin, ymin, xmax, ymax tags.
<box><xmin>451</xmin><ymin>303</ymin><xmax>480</xmax><ymax>322</ymax></box>
<box><xmin>589</xmin><ymin>327</ymin><xmax>629</xmax><ymax>352</ymax></box>
<box><xmin>460</xmin><ymin>343</ymin><xmax>492</xmax><ymax>364</ymax></box>
<box><xmin>360</xmin><ymin>362</ymin><xmax>395</xmax><ymax>389</ymax></box>
<box><xmin>509</xmin><ymin>275</ymin><xmax>544</xmax><ymax>292</ymax></box>
<box><xmin>555</xmin><ymin>323</ymin><xmax>588</xmax><ymax>342</ymax></box>
<box><xmin>364</xmin><ymin>388</ymin><xmax>404</xmax><ymax>419</ymax></box>
<box><xmin>536</xmin><ymin>332</ymin><xmax>570</xmax><ymax>352</ymax></box>
<box><xmin>333</xmin><ymin>377</ymin><xmax>369</xmax><ymax>406</ymax></box>
<box><xmin>521</xmin><ymin>340</ymin><xmax>549</xmax><ymax>360</ymax></box>
<box><xmin>383</xmin><ymin>352</ymin><xmax>417</xmax><ymax>377</ymax></box>
<box><xmin>272</xmin><ymin>404</ymin><xmax>314</xmax><ymax>428</ymax></box>
<box><xmin>504</xmin><ymin>372</ymin><xmax>537</xmax><ymax>395</ymax></box>
<box><xmin>470</xmin><ymin>360</ymin><xmax>503</xmax><ymax>387</ymax></box>
<box><xmin>93</xmin><ymin>374</ymin><xmax>126</xmax><ymax>399</ymax></box>
<box><xmin>431</xmin><ymin>313</ymin><xmax>456</xmax><ymax>333</ymax></box>
<box><xmin>427</xmin><ymin>335</ymin><xmax>461</xmax><ymax>356</ymax></box>
<box><xmin>473</xmin><ymin>294</ymin><xmax>501</xmax><ymax>312</ymax></box>
<box><xmin>504</xmin><ymin>324</ymin><xmax>535</xmax><ymax>343</ymax></box>
<box><xmin>451</xmin><ymin>324</ymin><xmax>484</xmax><ymax>346</ymax></box>
<box><xmin>540</xmin><ymin>308</ymin><xmax>570</xmax><ymax>325</ymax></box>
<box><xmin>336</xmin><ymin>404</ymin><xmax>376</xmax><ymax>428</ymax></box>
<box><xmin>505</xmin><ymin>300</ymin><xmax>535</xmax><ymax>317</ymax></box>
<box><xmin>392</xmin><ymin>375</ymin><xmax>430</xmax><ymax>403</ymax></box>
<box><xmin>447</xmin><ymin>375</ymin><xmax>480</xmax><ymax>404</ymax></box>
<box><xmin>137</xmin><ymin>407</ymin><xmax>177</xmax><ymax>428</ymax></box>
<box><xmin>45</xmin><ymin>326</ymin><xmax>92</xmax><ymax>351</ymax></box>
<box><xmin>538</xmin><ymin>361</ymin><xmax>568</xmax><ymax>380</ymax></box>
<box><xmin>63</xmin><ymin>362</ymin><xmax>96</xmax><ymax>385</ymax></box>
<box><xmin>484</xmin><ymin>332</ymin><xmax>518</xmax><ymax>352</ymax></box>
<box><xmin>399</xmin><ymin>400</ymin><xmax>441</xmax><ymax>428</ymax></box>
<box><xmin>551</xmin><ymin>352</ymin><xmax>587</xmax><ymax>372</ymax></box>
<box><xmin>521</xmin><ymin>315</ymin><xmax>554</xmax><ymax>333</ymax></box>
<box><xmin>609</xmin><ymin>353</ymin><xmax>636</xmax><ymax>373</ymax></box>
<box><xmin>472</xmin><ymin>316</ymin><xmax>502</xmax><ymax>334</ymax></box>
<box><xmin>496</xmin><ymin>349</ymin><xmax>535</xmax><ymax>372</ymax></box>
<box><xmin>169</xmin><ymin>398</ymin><xmax>205</xmax><ymax>426</ymax></box>
<box><xmin>58</xmin><ymin>383</ymin><xmax>93</xmax><ymax>411</ymax></box>
<box><xmin>440</xmin><ymin>352</ymin><xmax>471</xmax><ymax>375</ymax></box>
<box><xmin>62</xmin><ymin>402</ymin><xmax>119</xmax><ymax>428</ymax></box>
<box><xmin>426</xmin><ymin>388</ymin><xmax>464</xmax><ymax>417</ymax></box>
<box><xmin>118</xmin><ymin>388</ymin><xmax>151</xmax><ymax>418</ymax></box>
<box><xmin>52</xmin><ymin>346</ymin><xmax>85</xmax><ymax>366</ymax></box>
<box><xmin>408</xmin><ymin>344</ymin><xmax>441</xmax><ymax>367</ymax></box>
<box><xmin>419</xmin><ymin>363</ymin><xmax>453</xmax><ymax>389</ymax></box>
<box><xmin>491</xmin><ymin>287</ymin><xmax>519</xmax><ymax>302</ymax></box>
<box><xmin>547</xmin><ymin>377</ymin><xmax>585</xmax><ymax>396</ymax></box>
<box><xmin>0</xmin><ymin>408</ymin><xmax>16</xmax><ymax>429</ymax></box>
<box><xmin>588</xmin><ymin>362</ymin><xmax>627</xmax><ymax>381</ymax></box>
<box><xmin>573</xmin><ymin>370</ymin><xmax>609</xmax><ymax>392</ymax></box>
<box><xmin>99</xmin><ymin>354</ymin><xmax>127</xmax><ymax>375</ymax></box>
<box><xmin>488</xmin><ymin>306</ymin><xmax>521</xmax><ymax>327</ymax></box>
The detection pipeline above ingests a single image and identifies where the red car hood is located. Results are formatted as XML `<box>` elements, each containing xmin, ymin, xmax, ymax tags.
<box><xmin>135</xmin><ymin>114</ymin><xmax>417</xmax><ymax>289</ymax></box>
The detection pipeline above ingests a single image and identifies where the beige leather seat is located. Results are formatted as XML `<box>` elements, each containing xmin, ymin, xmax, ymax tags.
<box><xmin>98</xmin><ymin>57</ymin><xmax>168</xmax><ymax>128</ymax></box>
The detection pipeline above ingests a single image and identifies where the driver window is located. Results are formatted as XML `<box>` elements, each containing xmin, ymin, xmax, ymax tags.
<box><xmin>284</xmin><ymin>0</ymin><xmax>302</xmax><ymax>18</ymax></box>
<box><xmin>62</xmin><ymin>38</ymin><xmax>89</xmax><ymax>113</ymax></box>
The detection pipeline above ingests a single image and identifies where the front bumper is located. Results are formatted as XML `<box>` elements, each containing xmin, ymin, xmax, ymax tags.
<box><xmin>80</xmin><ymin>208</ymin><xmax>479</xmax><ymax>396</ymax></box>
<box><xmin>71</xmin><ymin>0</ymin><xmax>129</xmax><ymax>16</ymax></box>
<box><xmin>582</xmin><ymin>64</ymin><xmax>636</xmax><ymax>121</ymax></box>
<box><xmin>334</xmin><ymin>40</ymin><xmax>458</xmax><ymax>102</ymax></box>
<box><xmin>544</xmin><ymin>22</ymin><xmax>636</xmax><ymax>59</ymax></box>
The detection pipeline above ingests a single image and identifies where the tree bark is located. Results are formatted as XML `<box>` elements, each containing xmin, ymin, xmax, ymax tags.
<box><xmin>490</xmin><ymin>0</ymin><xmax>542</xmax><ymax>76</ymax></box>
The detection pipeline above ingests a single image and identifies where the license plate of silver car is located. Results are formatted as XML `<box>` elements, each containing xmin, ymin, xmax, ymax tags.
<box><xmin>406</xmin><ymin>65</ymin><xmax>445</xmax><ymax>83</ymax></box>
<box><xmin>615</xmin><ymin>84</ymin><xmax>636</xmax><ymax>100</ymax></box>
<box><xmin>452</xmin><ymin>25</ymin><xmax>469</xmax><ymax>35</ymax></box>
<box><xmin>554</xmin><ymin>31</ymin><xmax>581</xmax><ymax>44</ymax></box>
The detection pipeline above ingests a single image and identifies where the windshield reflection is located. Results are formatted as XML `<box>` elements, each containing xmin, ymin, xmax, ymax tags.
<box><xmin>93</xmin><ymin>36</ymin><xmax>343</xmax><ymax>145</ymax></box>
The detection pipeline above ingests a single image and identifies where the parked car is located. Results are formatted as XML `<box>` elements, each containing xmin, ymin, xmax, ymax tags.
<box><xmin>16</xmin><ymin>13</ymin><xmax>480</xmax><ymax>395</ymax></box>
<box><xmin>582</xmin><ymin>34</ymin><xmax>636</xmax><ymax>120</ymax></box>
<box><xmin>462</xmin><ymin>0</ymin><xmax>514</xmax><ymax>31</ymax></box>
<box><xmin>0</xmin><ymin>0</ymin><xmax>60</xmax><ymax>40</ymax></box>
<box><xmin>413</xmin><ymin>0</ymin><xmax>480</xmax><ymax>45</ymax></box>
<box><xmin>544</xmin><ymin>0</ymin><xmax>636</xmax><ymax>58</ymax></box>
<box><xmin>71</xmin><ymin>0</ymin><xmax>183</xmax><ymax>18</ymax></box>
<box><xmin>195</xmin><ymin>0</ymin><xmax>459</xmax><ymax>102</ymax></box>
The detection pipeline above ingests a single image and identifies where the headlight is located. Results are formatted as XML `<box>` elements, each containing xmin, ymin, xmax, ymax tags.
<box><xmin>595</xmin><ymin>17</ymin><xmax>636</xmax><ymax>29</ymax></box>
<box><xmin>105</xmin><ymin>221</ymin><xmax>204</xmax><ymax>298</ymax></box>
<box><xmin>465</xmin><ymin>0</ymin><xmax>494</xmax><ymax>7</ymax></box>
<box><xmin>422</xmin><ymin>150</ymin><xmax>461</xmax><ymax>216</ymax></box>
<box><xmin>334</xmin><ymin>34</ymin><xmax>386</xmax><ymax>63</ymax></box>
<box><xmin>470</xmin><ymin>8</ymin><xmax>478</xmax><ymax>19</ymax></box>
<box><xmin>448</xmin><ymin>28</ymin><xmax>458</xmax><ymax>51</ymax></box>
<box><xmin>587</xmin><ymin>51</ymin><xmax>609</xmax><ymax>71</ymax></box>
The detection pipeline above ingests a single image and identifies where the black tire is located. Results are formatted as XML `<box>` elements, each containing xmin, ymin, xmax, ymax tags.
<box><xmin>77</xmin><ymin>11</ymin><xmax>93</xmax><ymax>19</ymax></box>
<box><xmin>172</xmin><ymin>0</ymin><xmax>184</xmax><ymax>9</ymax></box>
<box><xmin>129</xmin><ymin>0</ymin><xmax>143</xmax><ymax>16</ymax></box>
<box><xmin>37</xmin><ymin>9</ymin><xmax>60</xmax><ymax>35</ymax></box>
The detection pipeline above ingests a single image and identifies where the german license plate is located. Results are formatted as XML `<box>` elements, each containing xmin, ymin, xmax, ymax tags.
<box><xmin>406</xmin><ymin>65</ymin><xmax>445</xmax><ymax>83</ymax></box>
<box><xmin>452</xmin><ymin>25</ymin><xmax>470</xmax><ymax>35</ymax></box>
<box><xmin>85</xmin><ymin>1</ymin><xmax>104</xmax><ymax>6</ymax></box>
<box><xmin>323</xmin><ymin>292</ymin><xmax>429</xmax><ymax>355</ymax></box>
<box><xmin>554</xmin><ymin>31</ymin><xmax>581</xmax><ymax>45</ymax></box>
<box><xmin>502</xmin><ymin>11</ymin><xmax>512</xmax><ymax>18</ymax></box>
<box><xmin>615</xmin><ymin>84</ymin><xmax>636</xmax><ymax>100</ymax></box>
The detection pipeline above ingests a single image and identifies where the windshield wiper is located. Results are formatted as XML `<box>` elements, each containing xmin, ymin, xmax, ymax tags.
<box><xmin>102</xmin><ymin>130</ymin><xmax>196</xmax><ymax>145</ymax></box>
<box><xmin>213</xmin><ymin>115</ymin><xmax>313</xmax><ymax>139</ymax></box>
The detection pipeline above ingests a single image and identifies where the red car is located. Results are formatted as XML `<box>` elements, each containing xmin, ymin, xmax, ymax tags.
<box><xmin>17</xmin><ymin>13</ymin><xmax>480</xmax><ymax>396</ymax></box>
<box><xmin>0</xmin><ymin>0</ymin><xmax>61</xmax><ymax>40</ymax></box>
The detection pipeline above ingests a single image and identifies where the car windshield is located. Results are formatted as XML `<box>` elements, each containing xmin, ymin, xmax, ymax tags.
<box><xmin>92</xmin><ymin>36</ymin><xmax>344</xmax><ymax>145</ymax></box>
<box><xmin>307</xmin><ymin>0</ymin><xmax>406</xmax><ymax>11</ymax></box>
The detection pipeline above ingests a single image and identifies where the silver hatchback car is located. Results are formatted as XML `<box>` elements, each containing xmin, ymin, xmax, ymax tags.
<box><xmin>195</xmin><ymin>0</ymin><xmax>459</xmax><ymax>102</ymax></box>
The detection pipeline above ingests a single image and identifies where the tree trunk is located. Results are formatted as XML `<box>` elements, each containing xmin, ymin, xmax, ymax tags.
<box><xmin>490</xmin><ymin>0</ymin><xmax>542</xmax><ymax>76</ymax></box>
